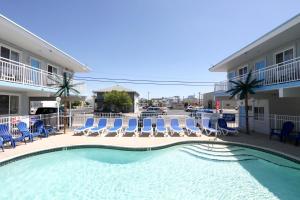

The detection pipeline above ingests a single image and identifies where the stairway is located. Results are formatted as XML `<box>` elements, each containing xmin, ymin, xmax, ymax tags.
<box><xmin>180</xmin><ymin>144</ymin><xmax>258</xmax><ymax>162</ymax></box>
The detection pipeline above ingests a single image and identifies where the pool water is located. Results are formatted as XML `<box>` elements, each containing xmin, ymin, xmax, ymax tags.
<box><xmin>0</xmin><ymin>144</ymin><xmax>300</xmax><ymax>200</ymax></box>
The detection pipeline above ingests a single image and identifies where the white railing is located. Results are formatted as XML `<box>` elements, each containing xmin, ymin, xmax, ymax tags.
<box><xmin>0</xmin><ymin>57</ymin><xmax>62</xmax><ymax>89</ymax></box>
<box><xmin>214</xmin><ymin>57</ymin><xmax>300</xmax><ymax>92</ymax></box>
<box><xmin>269</xmin><ymin>114</ymin><xmax>300</xmax><ymax>132</ymax></box>
<box><xmin>0</xmin><ymin>113</ymin><xmax>60</xmax><ymax>137</ymax></box>
<box><xmin>1</xmin><ymin>112</ymin><xmax>300</xmax><ymax>135</ymax></box>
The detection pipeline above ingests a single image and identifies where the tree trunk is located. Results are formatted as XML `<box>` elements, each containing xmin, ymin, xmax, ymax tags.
<box><xmin>245</xmin><ymin>94</ymin><xmax>250</xmax><ymax>134</ymax></box>
<box><xmin>63</xmin><ymin>97</ymin><xmax>68</xmax><ymax>134</ymax></box>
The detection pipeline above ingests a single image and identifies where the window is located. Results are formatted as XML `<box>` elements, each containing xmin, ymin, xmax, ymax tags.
<box><xmin>227</xmin><ymin>71</ymin><xmax>236</xmax><ymax>79</ymax></box>
<box><xmin>1</xmin><ymin>46</ymin><xmax>10</xmax><ymax>59</ymax></box>
<box><xmin>0</xmin><ymin>95</ymin><xmax>19</xmax><ymax>115</ymax></box>
<box><xmin>0</xmin><ymin>95</ymin><xmax>9</xmax><ymax>115</ymax></box>
<box><xmin>254</xmin><ymin>107</ymin><xmax>264</xmax><ymax>121</ymax></box>
<box><xmin>10</xmin><ymin>96</ymin><xmax>19</xmax><ymax>114</ymax></box>
<box><xmin>0</xmin><ymin>46</ymin><xmax>20</xmax><ymax>62</ymax></box>
<box><xmin>30</xmin><ymin>58</ymin><xmax>40</xmax><ymax>69</ymax></box>
<box><xmin>238</xmin><ymin>66</ymin><xmax>248</xmax><ymax>76</ymax></box>
<box><xmin>275</xmin><ymin>48</ymin><xmax>294</xmax><ymax>64</ymax></box>
<box><xmin>48</xmin><ymin>65</ymin><xmax>58</xmax><ymax>74</ymax></box>
<box><xmin>10</xmin><ymin>51</ymin><xmax>20</xmax><ymax>62</ymax></box>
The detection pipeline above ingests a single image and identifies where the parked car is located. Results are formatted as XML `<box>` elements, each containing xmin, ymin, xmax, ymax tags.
<box><xmin>161</xmin><ymin>107</ymin><xmax>168</xmax><ymax>114</ymax></box>
<box><xmin>147</xmin><ymin>107</ymin><xmax>167</xmax><ymax>114</ymax></box>
<box><xmin>185</xmin><ymin>106</ymin><xmax>194</xmax><ymax>112</ymax></box>
<box><xmin>35</xmin><ymin>107</ymin><xmax>63</xmax><ymax>115</ymax></box>
<box><xmin>191</xmin><ymin>108</ymin><xmax>214</xmax><ymax>118</ymax></box>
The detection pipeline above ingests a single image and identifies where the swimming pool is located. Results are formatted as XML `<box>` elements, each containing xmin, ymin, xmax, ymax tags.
<box><xmin>0</xmin><ymin>144</ymin><xmax>300</xmax><ymax>200</ymax></box>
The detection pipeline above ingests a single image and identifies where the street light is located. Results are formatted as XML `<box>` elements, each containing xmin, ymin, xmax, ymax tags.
<box><xmin>56</xmin><ymin>97</ymin><xmax>61</xmax><ymax>130</ymax></box>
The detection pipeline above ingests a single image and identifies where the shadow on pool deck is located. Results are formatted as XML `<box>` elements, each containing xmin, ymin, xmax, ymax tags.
<box><xmin>218</xmin><ymin>132</ymin><xmax>300</xmax><ymax>159</ymax></box>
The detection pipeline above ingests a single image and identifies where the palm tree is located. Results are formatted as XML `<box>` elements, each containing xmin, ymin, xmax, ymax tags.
<box><xmin>51</xmin><ymin>72</ymin><xmax>81</xmax><ymax>134</ymax></box>
<box><xmin>226</xmin><ymin>71</ymin><xmax>262</xmax><ymax>134</ymax></box>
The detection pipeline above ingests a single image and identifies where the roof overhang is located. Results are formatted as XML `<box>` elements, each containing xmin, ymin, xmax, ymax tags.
<box><xmin>210</xmin><ymin>14</ymin><xmax>300</xmax><ymax>72</ymax></box>
<box><xmin>0</xmin><ymin>15</ymin><xmax>90</xmax><ymax>73</ymax></box>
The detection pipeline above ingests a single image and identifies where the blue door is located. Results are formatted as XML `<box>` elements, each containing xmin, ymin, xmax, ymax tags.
<box><xmin>255</xmin><ymin>60</ymin><xmax>266</xmax><ymax>81</ymax></box>
<box><xmin>30</xmin><ymin>58</ymin><xmax>40</xmax><ymax>85</ymax></box>
<box><xmin>227</xmin><ymin>71</ymin><xmax>236</xmax><ymax>89</ymax></box>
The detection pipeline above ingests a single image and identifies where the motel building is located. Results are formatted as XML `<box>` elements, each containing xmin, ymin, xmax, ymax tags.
<box><xmin>210</xmin><ymin>14</ymin><xmax>300</xmax><ymax>134</ymax></box>
<box><xmin>0</xmin><ymin>15</ymin><xmax>88</xmax><ymax>123</ymax></box>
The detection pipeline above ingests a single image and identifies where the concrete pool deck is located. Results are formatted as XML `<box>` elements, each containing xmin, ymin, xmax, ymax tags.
<box><xmin>1</xmin><ymin>131</ymin><xmax>300</xmax><ymax>163</ymax></box>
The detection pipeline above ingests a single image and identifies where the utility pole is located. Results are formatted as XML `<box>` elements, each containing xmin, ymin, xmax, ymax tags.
<box><xmin>147</xmin><ymin>91</ymin><xmax>150</xmax><ymax>106</ymax></box>
<box><xmin>198</xmin><ymin>92</ymin><xmax>201</xmax><ymax>106</ymax></box>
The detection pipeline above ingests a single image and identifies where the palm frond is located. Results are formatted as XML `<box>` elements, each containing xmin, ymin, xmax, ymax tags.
<box><xmin>226</xmin><ymin>70</ymin><xmax>262</xmax><ymax>100</ymax></box>
<box><xmin>69</xmin><ymin>88</ymin><xmax>80</xmax><ymax>95</ymax></box>
<box><xmin>245</xmin><ymin>70</ymin><xmax>252</xmax><ymax>84</ymax></box>
<box><xmin>52</xmin><ymin>72</ymin><xmax>80</xmax><ymax>97</ymax></box>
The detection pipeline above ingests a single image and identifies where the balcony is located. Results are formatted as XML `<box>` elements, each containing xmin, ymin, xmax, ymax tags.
<box><xmin>214</xmin><ymin>57</ymin><xmax>300</xmax><ymax>93</ymax></box>
<box><xmin>0</xmin><ymin>57</ymin><xmax>86</xmax><ymax>95</ymax></box>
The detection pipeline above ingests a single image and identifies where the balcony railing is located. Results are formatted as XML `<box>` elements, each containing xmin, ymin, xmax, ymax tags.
<box><xmin>0</xmin><ymin>57</ymin><xmax>62</xmax><ymax>89</ymax></box>
<box><xmin>0</xmin><ymin>57</ymin><xmax>86</xmax><ymax>95</ymax></box>
<box><xmin>214</xmin><ymin>56</ymin><xmax>300</xmax><ymax>92</ymax></box>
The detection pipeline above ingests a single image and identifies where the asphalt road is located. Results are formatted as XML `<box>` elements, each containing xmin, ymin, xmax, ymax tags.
<box><xmin>167</xmin><ymin>109</ymin><xmax>189</xmax><ymax>116</ymax></box>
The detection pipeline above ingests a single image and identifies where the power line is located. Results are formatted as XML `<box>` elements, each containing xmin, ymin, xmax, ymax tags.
<box><xmin>74</xmin><ymin>78</ymin><xmax>214</xmax><ymax>87</ymax></box>
<box><xmin>74</xmin><ymin>76</ymin><xmax>216</xmax><ymax>84</ymax></box>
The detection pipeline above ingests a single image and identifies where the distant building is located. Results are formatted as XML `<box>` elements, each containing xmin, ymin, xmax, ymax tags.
<box><xmin>183</xmin><ymin>95</ymin><xmax>199</xmax><ymax>105</ymax></box>
<box><xmin>93</xmin><ymin>85</ymin><xmax>139</xmax><ymax>113</ymax></box>
<box><xmin>203</xmin><ymin>92</ymin><xmax>215</xmax><ymax>109</ymax></box>
<box><xmin>203</xmin><ymin>92</ymin><xmax>236</xmax><ymax>109</ymax></box>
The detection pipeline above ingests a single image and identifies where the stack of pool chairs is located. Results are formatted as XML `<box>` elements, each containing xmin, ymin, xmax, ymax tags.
<box><xmin>0</xmin><ymin>120</ymin><xmax>56</xmax><ymax>152</ymax></box>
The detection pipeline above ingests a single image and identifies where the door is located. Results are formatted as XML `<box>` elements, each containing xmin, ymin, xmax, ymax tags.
<box><xmin>30</xmin><ymin>58</ymin><xmax>41</xmax><ymax>85</ymax></box>
<box><xmin>255</xmin><ymin>60</ymin><xmax>266</xmax><ymax>81</ymax></box>
<box><xmin>253</xmin><ymin>99</ymin><xmax>269</xmax><ymax>134</ymax></box>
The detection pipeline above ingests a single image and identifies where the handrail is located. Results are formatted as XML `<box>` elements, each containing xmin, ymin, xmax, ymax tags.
<box><xmin>215</xmin><ymin>56</ymin><xmax>300</xmax><ymax>91</ymax></box>
<box><xmin>0</xmin><ymin>56</ymin><xmax>63</xmax><ymax>78</ymax></box>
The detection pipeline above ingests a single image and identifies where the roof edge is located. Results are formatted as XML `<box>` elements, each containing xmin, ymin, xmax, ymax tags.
<box><xmin>0</xmin><ymin>14</ymin><xmax>90</xmax><ymax>72</ymax></box>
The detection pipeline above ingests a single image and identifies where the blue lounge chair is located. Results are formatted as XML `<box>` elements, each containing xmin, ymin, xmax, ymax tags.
<box><xmin>107</xmin><ymin>118</ymin><xmax>123</xmax><ymax>136</ymax></box>
<box><xmin>74</xmin><ymin>118</ymin><xmax>94</xmax><ymax>135</ymax></box>
<box><xmin>0</xmin><ymin>124</ymin><xmax>16</xmax><ymax>148</ymax></box>
<box><xmin>170</xmin><ymin>119</ymin><xmax>184</xmax><ymax>136</ymax></box>
<box><xmin>140</xmin><ymin>118</ymin><xmax>153</xmax><ymax>137</ymax></box>
<box><xmin>270</xmin><ymin>121</ymin><xmax>294</xmax><ymax>141</ymax></box>
<box><xmin>88</xmin><ymin>118</ymin><xmax>107</xmax><ymax>136</ymax></box>
<box><xmin>217</xmin><ymin>118</ymin><xmax>238</xmax><ymax>135</ymax></box>
<box><xmin>202</xmin><ymin>118</ymin><xmax>219</xmax><ymax>136</ymax></box>
<box><xmin>17</xmin><ymin>122</ymin><xmax>40</xmax><ymax>142</ymax></box>
<box><xmin>155</xmin><ymin>118</ymin><xmax>168</xmax><ymax>137</ymax></box>
<box><xmin>123</xmin><ymin>118</ymin><xmax>138</xmax><ymax>137</ymax></box>
<box><xmin>0</xmin><ymin>137</ymin><xmax>3</xmax><ymax>151</ymax></box>
<box><xmin>186</xmin><ymin>118</ymin><xmax>201</xmax><ymax>136</ymax></box>
<box><xmin>33</xmin><ymin>120</ymin><xmax>56</xmax><ymax>137</ymax></box>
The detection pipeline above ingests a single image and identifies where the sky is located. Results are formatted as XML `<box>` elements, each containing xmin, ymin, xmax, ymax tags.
<box><xmin>1</xmin><ymin>0</ymin><xmax>300</xmax><ymax>98</ymax></box>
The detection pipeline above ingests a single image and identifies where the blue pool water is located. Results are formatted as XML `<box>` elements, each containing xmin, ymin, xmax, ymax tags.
<box><xmin>0</xmin><ymin>144</ymin><xmax>300</xmax><ymax>200</ymax></box>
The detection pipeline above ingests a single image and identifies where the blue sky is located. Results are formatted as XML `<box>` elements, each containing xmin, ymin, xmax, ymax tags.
<box><xmin>1</xmin><ymin>0</ymin><xmax>300</xmax><ymax>98</ymax></box>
